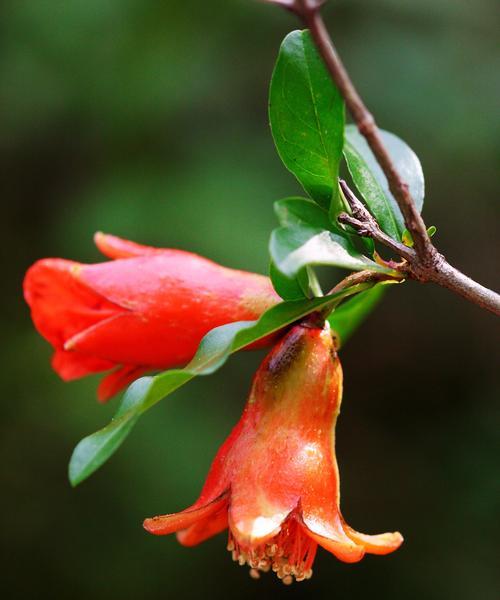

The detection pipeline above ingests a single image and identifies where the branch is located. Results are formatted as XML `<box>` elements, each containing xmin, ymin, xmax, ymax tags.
<box><xmin>264</xmin><ymin>0</ymin><xmax>500</xmax><ymax>316</ymax></box>
<box><xmin>338</xmin><ymin>180</ymin><xmax>415</xmax><ymax>263</ymax></box>
<box><xmin>338</xmin><ymin>181</ymin><xmax>500</xmax><ymax>313</ymax></box>
<box><xmin>329</xmin><ymin>269</ymin><xmax>403</xmax><ymax>294</ymax></box>
<box><xmin>303</xmin><ymin>269</ymin><xmax>402</xmax><ymax>329</ymax></box>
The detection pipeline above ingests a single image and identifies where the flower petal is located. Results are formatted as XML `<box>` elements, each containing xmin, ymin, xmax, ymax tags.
<box><xmin>343</xmin><ymin>524</ymin><xmax>404</xmax><ymax>555</ymax></box>
<box><xmin>228</xmin><ymin>508</ymin><xmax>291</xmax><ymax>547</ymax></box>
<box><xmin>302</xmin><ymin>524</ymin><xmax>365</xmax><ymax>563</ymax></box>
<box><xmin>74</xmin><ymin>254</ymin><xmax>279</xmax><ymax>367</ymax></box>
<box><xmin>225</xmin><ymin>433</ymin><xmax>300</xmax><ymax>546</ymax></box>
<box><xmin>228</xmin><ymin>475</ymin><xmax>297</xmax><ymax>546</ymax></box>
<box><xmin>62</xmin><ymin>313</ymin><xmax>157</xmax><ymax>365</ymax></box>
<box><xmin>23</xmin><ymin>258</ymin><xmax>123</xmax><ymax>349</ymax></box>
<box><xmin>177</xmin><ymin>506</ymin><xmax>228</xmax><ymax>547</ymax></box>
<box><xmin>143</xmin><ymin>494</ymin><xmax>228</xmax><ymax>536</ymax></box>
<box><xmin>299</xmin><ymin>456</ymin><xmax>366</xmax><ymax>562</ymax></box>
<box><xmin>94</xmin><ymin>232</ymin><xmax>161</xmax><ymax>259</ymax></box>
<box><xmin>52</xmin><ymin>349</ymin><xmax>114</xmax><ymax>380</ymax></box>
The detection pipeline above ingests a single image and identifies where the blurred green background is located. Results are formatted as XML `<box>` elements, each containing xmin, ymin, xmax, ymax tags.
<box><xmin>2</xmin><ymin>0</ymin><xmax>499</xmax><ymax>598</ymax></box>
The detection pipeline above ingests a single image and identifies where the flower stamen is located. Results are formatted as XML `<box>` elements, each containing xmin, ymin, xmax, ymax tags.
<box><xmin>228</xmin><ymin>513</ymin><xmax>317</xmax><ymax>584</ymax></box>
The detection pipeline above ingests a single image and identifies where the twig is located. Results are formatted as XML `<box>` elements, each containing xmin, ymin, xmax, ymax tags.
<box><xmin>338</xmin><ymin>181</ymin><xmax>500</xmax><ymax>310</ymax></box>
<box><xmin>303</xmin><ymin>271</ymin><xmax>402</xmax><ymax>329</ymax></box>
<box><xmin>338</xmin><ymin>180</ymin><xmax>415</xmax><ymax>263</ymax></box>
<box><xmin>329</xmin><ymin>268</ymin><xmax>403</xmax><ymax>294</ymax></box>
<box><xmin>263</xmin><ymin>0</ymin><xmax>500</xmax><ymax>316</ymax></box>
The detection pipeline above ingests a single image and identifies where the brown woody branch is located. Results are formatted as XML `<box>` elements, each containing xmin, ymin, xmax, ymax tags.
<box><xmin>263</xmin><ymin>0</ymin><xmax>500</xmax><ymax>316</ymax></box>
<box><xmin>338</xmin><ymin>180</ymin><xmax>416</xmax><ymax>264</ymax></box>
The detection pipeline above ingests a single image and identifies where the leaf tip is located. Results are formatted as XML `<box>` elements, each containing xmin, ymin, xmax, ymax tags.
<box><xmin>68</xmin><ymin>454</ymin><xmax>84</xmax><ymax>488</ymax></box>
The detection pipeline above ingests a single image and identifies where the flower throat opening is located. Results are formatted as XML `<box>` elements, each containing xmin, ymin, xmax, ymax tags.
<box><xmin>227</xmin><ymin>514</ymin><xmax>317</xmax><ymax>584</ymax></box>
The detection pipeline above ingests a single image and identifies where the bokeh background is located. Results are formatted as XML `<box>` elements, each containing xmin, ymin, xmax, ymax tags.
<box><xmin>2</xmin><ymin>0</ymin><xmax>499</xmax><ymax>598</ymax></box>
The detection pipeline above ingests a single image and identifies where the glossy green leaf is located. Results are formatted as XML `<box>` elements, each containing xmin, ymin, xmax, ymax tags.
<box><xmin>328</xmin><ymin>284</ymin><xmax>387</xmax><ymax>346</ymax></box>
<box><xmin>274</xmin><ymin>195</ymin><xmax>376</xmax><ymax>262</ymax></box>
<box><xmin>269</xmin><ymin>30</ymin><xmax>345</xmax><ymax>212</ymax></box>
<box><xmin>344</xmin><ymin>125</ymin><xmax>425</xmax><ymax>240</ymax></box>
<box><xmin>69</xmin><ymin>285</ymin><xmax>371</xmax><ymax>486</ymax></box>
<box><xmin>68</xmin><ymin>380</ymin><xmax>151</xmax><ymax>488</ymax></box>
<box><xmin>270</xmin><ymin>223</ymin><xmax>396</xmax><ymax>279</ymax></box>
<box><xmin>274</xmin><ymin>196</ymin><xmax>332</xmax><ymax>229</ymax></box>
<box><xmin>269</xmin><ymin>260</ymin><xmax>309</xmax><ymax>300</ymax></box>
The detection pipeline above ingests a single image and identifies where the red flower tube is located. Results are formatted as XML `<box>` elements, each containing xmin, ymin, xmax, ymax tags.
<box><xmin>143</xmin><ymin>322</ymin><xmax>403</xmax><ymax>583</ymax></box>
<box><xmin>23</xmin><ymin>233</ymin><xmax>280</xmax><ymax>402</ymax></box>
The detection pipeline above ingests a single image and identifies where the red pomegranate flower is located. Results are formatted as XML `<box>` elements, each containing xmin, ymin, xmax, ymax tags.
<box><xmin>143</xmin><ymin>321</ymin><xmax>403</xmax><ymax>583</ymax></box>
<box><xmin>23</xmin><ymin>233</ymin><xmax>280</xmax><ymax>402</ymax></box>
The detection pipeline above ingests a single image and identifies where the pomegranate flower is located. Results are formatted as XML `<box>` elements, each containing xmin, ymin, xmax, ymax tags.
<box><xmin>144</xmin><ymin>322</ymin><xmax>403</xmax><ymax>583</ymax></box>
<box><xmin>23</xmin><ymin>233</ymin><xmax>280</xmax><ymax>402</ymax></box>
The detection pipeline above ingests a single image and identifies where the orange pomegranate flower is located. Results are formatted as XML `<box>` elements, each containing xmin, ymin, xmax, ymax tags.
<box><xmin>143</xmin><ymin>321</ymin><xmax>403</xmax><ymax>583</ymax></box>
<box><xmin>23</xmin><ymin>233</ymin><xmax>280</xmax><ymax>402</ymax></box>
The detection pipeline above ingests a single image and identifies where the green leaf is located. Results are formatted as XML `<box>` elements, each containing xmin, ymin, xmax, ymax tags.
<box><xmin>328</xmin><ymin>284</ymin><xmax>387</xmax><ymax>346</ymax></box>
<box><xmin>269</xmin><ymin>30</ymin><xmax>345</xmax><ymax>212</ymax></box>
<box><xmin>274</xmin><ymin>195</ymin><xmax>376</xmax><ymax>264</ymax></box>
<box><xmin>274</xmin><ymin>196</ymin><xmax>332</xmax><ymax>229</ymax></box>
<box><xmin>68</xmin><ymin>379</ymin><xmax>151</xmax><ymax>488</ymax></box>
<box><xmin>344</xmin><ymin>125</ymin><xmax>425</xmax><ymax>240</ymax></box>
<box><xmin>270</xmin><ymin>260</ymin><xmax>309</xmax><ymax>300</ymax></box>
<box><xmin>69</xmin><ymin>285</ymin><xmax>370</xmax><ymax>486</ymax></box>
<box><xmin>270</xmin><ymin>223</ymin><xmax>396</xmax><ymax>279</ymax></box>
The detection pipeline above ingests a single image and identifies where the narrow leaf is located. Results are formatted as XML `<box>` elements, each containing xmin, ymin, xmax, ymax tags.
<box><xmin>269</xmin><ymin>30</ymin><xmax>345</xmax><ymax>212</ymax></box>
<box><xmin>344</xmin><ymin>125</ymin><xmax>425</xmax><ymax>240</ymax></box>
<box><xmin>69</xmin><ymin>285</ymin><xmax>370</xmax><ymax>486</ymax></box>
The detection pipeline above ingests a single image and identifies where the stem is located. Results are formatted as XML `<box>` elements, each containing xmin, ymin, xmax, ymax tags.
<box><xmin>305</xmin><ymin>9</ymin><xmax>433</xmax><ymax>262</ymax></box>
<box><xmin>310</xmin><ymin>274</ymin><xmax>394</xmax><ymax>325</ymax></box>
<box><xmin>329</xmin><ymin>269</ymin><xmax>402</xmax><ymax>295</ymax></box>
<box><xmin>264</xmin><ymin>0</ymin><xmax>500</xmax><ymax>316</ymax></box>
<box><xmin>313</xmin><ymin>271</ymin><xmax>402</xmax><ymax>325</ymax></box>
<box><xmin>338</xmin><ymin>179</ymin><xmax>415</xmax><ymax>262</ymax></box>
<box><xmin>306</xmin><ymin>265</ymin><xmax>324</xmax><ymax>297</ymax></box>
